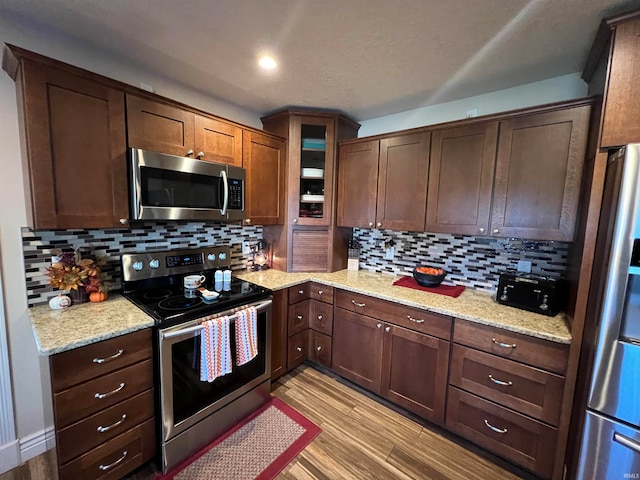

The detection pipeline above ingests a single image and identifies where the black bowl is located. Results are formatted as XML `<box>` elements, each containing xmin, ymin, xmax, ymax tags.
<box><xmin>413</xmin><ymin>267</ymin><xmax>447</xmax><ymax>287</ymax></box>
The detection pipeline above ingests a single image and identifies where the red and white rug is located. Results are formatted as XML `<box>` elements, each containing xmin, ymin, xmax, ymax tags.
<box><xmin>158</xmin><ymin>397</ymin><xmax>321</xmax><ymax>480</ymax></box>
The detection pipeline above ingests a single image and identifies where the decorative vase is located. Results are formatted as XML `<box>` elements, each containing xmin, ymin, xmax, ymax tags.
<box><xmin>69</xmin><ymin>287</ymin><xmax>89</xmax><ymax>305</ymax></box>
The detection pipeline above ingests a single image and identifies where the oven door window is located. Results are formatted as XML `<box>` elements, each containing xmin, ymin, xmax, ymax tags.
<box><xmin>171</xmin><ymin>315</ymin><xmax>267</xmax><ymax>424</ymax></box>
<box><xmin>140</xmin><ymin>166</ymin><xmax>223</xmax><ymax>209</ymax></box>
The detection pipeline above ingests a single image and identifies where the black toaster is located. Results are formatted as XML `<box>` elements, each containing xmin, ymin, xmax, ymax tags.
<box><xmin>496</xmin><ymin>271</ymin><xmax>566</xmax><ymax>316</ymax></box>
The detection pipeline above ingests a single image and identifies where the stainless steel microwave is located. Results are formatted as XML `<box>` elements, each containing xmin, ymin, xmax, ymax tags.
<box><xmin>128</xmin><ymin>148</ymin><xmax>245</xmax><ymax>222</ymax></box>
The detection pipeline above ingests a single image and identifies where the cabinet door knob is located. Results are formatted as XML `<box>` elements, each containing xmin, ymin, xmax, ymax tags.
<box><xmin>318</xmin><ymin>290</ymin><xmax>323</xmax><ymax>295</ymax></box>
<box><xmin>479</xmin><ymin>227</ymin><xmax>485</xmax><ymax>233</ymax></box>
<box><xmin>317</xmin><ymin>315</ymin><xmax>323</xmax><ymax>321</ymax></box>
<box><xmin>186</xmin><ymin>149</ymin><xmax>194</xmax><ymax>156</ymax></box>
<box><xmin>492</xmin><ymin>228</ymin><xmax>499</xmax><ymax>234</ymax></box>
<box><xmin>296</xmin><ymin>346</ymin><xmax>302</xmax><ymax>352</ymax></box>
<box><xmin>119</xmin><ymin>218</ymin><xmax>128</xmax><ymax>225</ymax></box>
<box><xmin>368</xmin><ymin>222</ymin><xmax>374</xmax><ymax>227</ymax></box>
<box><xmin>376</xmin><ymin>323</ymin><xmax>382</xmax><ymax>329</ymax></box>
<box><xmin>385</xmin><ymin>326</ymin><xmax>391</xmax><ymax>333</ymax></box>
<box><xmin>196</xmin><ymin>151</ymin><xmax>205</xmax><ymax>159</ymax></box>
<box><xmin>245</xmin><ymin>218</ymin><xmax>251</xmax><ymax>224</ymax></box>
<box><xmin>316</xmin><ymin>345</ymin><xmax>322</xmax><ymax>351</ymax></box>
<box><xmin>377</xmin><ymin>222</ymin><xmax>382</xmax><ymax>228</ymax></box>
<box><xmin>297</xmin><ymin>315</ymin><xmax>303</xmax><ymax>320</ymax></box>
<box><xmin>299</xmin><ymin>290</ymin><xmax>304</xmax><ymax>295</ymax></box>
<box><xmin>293</xmin><ymin>218</ymin><xmax>298</xmax><ymax>223</ymax></box>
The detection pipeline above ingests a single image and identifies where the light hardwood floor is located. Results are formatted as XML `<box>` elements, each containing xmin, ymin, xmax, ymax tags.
<box><xmin>0</xmin><ymin>365</ymin><xmax>527</xmax><ymax>480</ymax></box>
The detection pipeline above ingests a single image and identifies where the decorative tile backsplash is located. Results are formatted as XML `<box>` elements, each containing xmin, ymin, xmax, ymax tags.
<box><xmin>22</xmin><ymin>222</ymin><xmax>263</xmax><ymax>307</ymax></box>
<box><xmin>352</xmin><ymin>228</ymin><xmax>569</xmax><ymax>292</ymax></box>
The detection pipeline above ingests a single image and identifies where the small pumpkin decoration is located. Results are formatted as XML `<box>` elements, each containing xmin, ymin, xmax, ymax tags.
<box><xmin>89</xmin><ymin>291</ymin><xmax>107</xmax><ymax>303</ymax></box>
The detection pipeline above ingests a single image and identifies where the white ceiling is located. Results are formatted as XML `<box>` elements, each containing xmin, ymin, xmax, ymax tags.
<box><xmin>1</xmin><ymin>0</ymin><xmax>639</xmax><ymax>121</ymax></box>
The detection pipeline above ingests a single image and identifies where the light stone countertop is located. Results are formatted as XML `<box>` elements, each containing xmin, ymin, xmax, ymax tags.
<box><xmin>236</xmin><ymin>269</ymin><xmax>572</xmax><ymax>344</ymax></box>
<box><xmin>28</xmin><ymin>294</ymin><xmax>154</xmax><ymax>355</ymax></box>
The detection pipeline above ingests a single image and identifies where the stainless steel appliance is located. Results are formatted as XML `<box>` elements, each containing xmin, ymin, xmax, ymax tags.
<box><xmin>496</xmin><ymin>271</ymin><xmax>566</xmax><ymax>316</ymax></box>
<box><xmin>577</xmin><ymin>144</ymin><xmax>640</xmax><ymax>478</ymax></box>
<box><xmin>128</xmin><ymin>148</ymin><xmax>246</xmax><ymax>222</ymax></box>
<box><xmin>121</xmin><ymin>246</ymin><xmax>272</xmax><ymax>474</ymax></box>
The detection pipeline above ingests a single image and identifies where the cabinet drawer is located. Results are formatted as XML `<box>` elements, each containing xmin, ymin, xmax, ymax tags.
<box><xmin>288</xmin><ymin>300</ymin><xmax>309</xmax><ymax>336</ymax></box>
<box><xmin>288</xmin><ymin>284</ymin><xmax>310</xmax><ymax>304</ymax></box>
<box><xmin>309</xmin><ymin>300</ymin><xmax>333</xmax><ymax>335</ymax></box>
<box><xmin>453</xmin><ymin>319</ymin><xmax>569</xmax><ymax>374</ymax></box>
<box><xmin>449</xmin><ymin>345</ymin><xmax>564</xmax><ymax>426</ymax></box>
<box><xmin>54</xmin><ymin>359</ymin><xmax>153</xmax><ymax>428</ymax></box>
<box><xmin>287</xmin><ymin>331</ymin><xmax>309</xmax><ymax>371</ymax></box>
<box><xmin>50</xmin><ymin>329</ymin><xmax>152</xmax><ymax>392</ymax></box>
<box><xmin>59</xmin><ymin>417</ymin><xmax>155</xmax><ymax>480</ymax></box>
<box><xmin>335</xmin><ymin>290</ymin><xmax>451</xmax><ymax>340</ymax></box>
<box><xmin>446</xmin><ymin>387</ymin><xmax>557</xmax><ymax>478</ymax></box>
<box><xmin>309</xmin><ymin>331</ymin><xmax>332</xmax><ymax>367</ymax></box>
<box><xmin>309</xmin><ymin>283</ymin><xmax>333</xmax><ymax>303</ymax></box>
<box><xmin>57</xmin><ymin>389</ymin><xmax>154</xmax><ymax>464</ymax></box>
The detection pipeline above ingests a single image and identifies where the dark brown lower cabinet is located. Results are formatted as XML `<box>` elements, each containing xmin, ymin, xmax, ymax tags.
<box><xmin>287</xmin><ymin>330</ymin><xmax>309</xmax><ymax>370</ymax></box>
<box><xmin>446</xmin><ymin>387</ymin><xmax>557</xmax><ymax>478</ymax></box>
<box><xmin>270</xmin><ymin>289</ymin><xmax>288</xmax><ymax>381</ymax></box>
<box><xmin>308</xmin><ymin>330</ymin><xmax>332</xmax><ymax>367</ymax></box>
<box><xmin>332</xmin><ymin>307</ymin><xmax>450</xmax><ymax>423</ymax></box>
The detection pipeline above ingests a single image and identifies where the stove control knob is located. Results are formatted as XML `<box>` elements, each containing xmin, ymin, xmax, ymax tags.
<box><xmin>219</xmin><ymin>252</ymin><xmax>227</xmax><ymax>260</ymax></box>
<box><xmin>207</xmin><ymin>253</ymin><xmax>216</xmax><ymax>261</ymax></box>
<box><xmin>149</xmin><ymin>259</ymin><xmax>159</xmax><ymax>269</ymax></box>
<box><xmin>133</xmin><ymin>261</ymin><xmax>144</xmax><ymax>271</ymax></box>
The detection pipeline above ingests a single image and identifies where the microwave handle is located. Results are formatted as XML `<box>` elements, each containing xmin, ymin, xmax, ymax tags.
<box><xmin>220</xmin><ymin>169</ymin><xmax>229</xmax><ymax>216</ymax></box>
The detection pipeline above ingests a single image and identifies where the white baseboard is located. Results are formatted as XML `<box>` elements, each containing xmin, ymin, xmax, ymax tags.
<box><xmin>0</xmin><ymin>439</ymin><xmax>20</xmax><ymax>475</ymax></box>
<box><xmin>19</xmin><ymin>425</ymin><xmax>55</xmax><ymax>463</ymax></box>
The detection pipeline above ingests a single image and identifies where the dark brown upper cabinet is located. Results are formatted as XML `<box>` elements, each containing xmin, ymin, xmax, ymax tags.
<box><xmin>491</xmin><ymin>106</ymin><xmax>591</xmax><ymax>241</ymax></box>
<box><xmin>242</xmin><ymin>130</ymin><xmax>285</xmax><ymax>226</ymax></box>
<box><xmin>426</xmin><ymin>123</ymin><xmax>498</xmax><ymax>236</ymax></box>
<box><xmin>6</xmin><ymin>54</ymin><xmax>128</xmax><ymax>229</ymax></box>
<box><xmin>126</xmin><ymin>94</ymin><xmax>243</xmax><ymax>166</ymax></box>
<box><xmin>337</xmin><ymin>132</ymin><xmax>430</xmax><ymax>231</ymax></box>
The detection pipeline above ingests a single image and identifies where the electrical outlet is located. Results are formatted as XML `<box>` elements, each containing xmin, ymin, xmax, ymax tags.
<box><xmin>517</xmin><ymin>260</ymin><xmax>532</xmax><ymax>273</ymax></box>
<box><xmin>242</xmin><ymin>241</ymin><xmax>252</xmax><ymax>255</ymax></box>
<box><xmin>385</xmin><ymin>246</ymin><xmax>395</xmax><ymax>260</ymax></box>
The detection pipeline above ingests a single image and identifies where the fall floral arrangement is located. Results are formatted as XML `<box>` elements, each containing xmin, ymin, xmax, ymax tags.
<box><xmin>46</xmin><ymin>250</ymin><xmax>108</xmax><ymax>302</ymax></box>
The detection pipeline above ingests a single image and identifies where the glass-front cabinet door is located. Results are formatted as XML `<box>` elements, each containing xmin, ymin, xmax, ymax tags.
<box><xmin>292</xmin><ymin>116</ymin><xmax>335</xmax><ymax>226</ymax></box>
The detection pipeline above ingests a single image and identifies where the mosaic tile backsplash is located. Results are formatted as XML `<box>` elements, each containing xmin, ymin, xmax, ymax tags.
<box><xmin>352</xmin><ymin>228</ymin><xmax>569</xmax><ymax>292</ymax></box>
<box><xmin>23</xmin><ymin>222</ymin><xmax>263</xmax><ymax>307</ymax></box>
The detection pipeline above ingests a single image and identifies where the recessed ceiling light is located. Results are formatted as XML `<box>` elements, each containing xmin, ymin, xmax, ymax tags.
<box><xmin>258</xmin><ymin>55</ymin><xmax>277</xmax><ymax>70</ymax></box>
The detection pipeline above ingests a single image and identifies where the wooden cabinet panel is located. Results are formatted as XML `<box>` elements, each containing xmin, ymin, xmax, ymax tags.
<box><xmin>453</xmin><ymin>319</ymin><xmax>569</xmax><ymax>374</ymax></box>
<box><xmin>309</xmin><ymin>300</ymin><xmax>333</xmax><ymax>336</ymax></box>
<box><xmin>287</xmin><ymin>330</ymin><xmax>309</xmax><ymax>371</ymax></box>
<box><xmin>309</xmin><ymin>282</ymin><xmax>334</xmax><ymax>303</ymax></box>
<box><xmin>449</xmin><ymin>345</ymin><xmax>565</xmax><ymax>426</ymax></box>
<box><xmin>337</xmin><ymin>140</ymin><xmax>380</xmax><ymax>228</ymax></box>
<box><xmin>53</xmin><ymin>359</ymin><xmax>153</xmax><ymax>428</ymax></box>
<box><xmin>309</xmin><ymin>330</ymin><xmax>332</xmax><ymax>367</ymax></box>
<box><xmin>331</xmin><ymin>308</ymin><xmax>384</xmax><ymax>393</ymax></box>
<box><xmin>194</xmin><ymin>115</ymin><xmax>242</xmax><ymax>166</ymax></box>
<box><xmin>492</xmin><ymin>106</ymin><xmax>590</xmax><ymax>241</ymax></box>
<box><xmin>446</xmin><ymin>387</ymin><xmax>557</xmax><ymax>478</ymax></box>
<box><xmin>426</xmin><ymin>123</ymin><xmax>498</xmax><ymax>235</ymax></box>
<box><xmin>59</xmin><ymin>418</ymin><xmax>155</xmax><ymax>480</ymax></box>
<box><xmin>376</xmin><ymin>132</ymin><xmax>430</xmax><ymax>231</ymax></box>
<box><xmin>381</xmin><ymin>323</ymin><xmax>449</xmax><ymax>423</ymax></box>
<box><xmin>126</xmin><ymin>94</ymin><xmax>195</xmax><ymax>157</ymax></box>
<box><xmin>17</xmin><ymin>60</ymin><xmax>128</xmax><ymax>229</ymax></box>
<box><xmin>270</xmin><ymin>289</ymin><xmax>288</xmax><ymax>381</ymax></box>
<box><xmin>601</xmin><ymin>19</ymin><xmax>640</xmax><ymax>147</ymax></box>
<box><xmin>288</xmin><ymin>300</ymin><xmax>309</xmax><ymax>336</ymax></box>
<box><xmin>57</xmin><ymin>389</ymin><xmax>154</xmax><ymax>464</ymax></box>
<box><xmin>50</xmin><ymin>329</ymin><xmax>152</xmax><ymax>392</ymax></box>
<box><xmin>288</xmin><ymin>283</ymin><xmax>310</xmax><ymax>303</ymax></box>
<box><xmin>291</xmin><ymin>229</ymin><xmax>329</xmax><ymax>272</ymax></box>
<box><xmin>243</xmin><ymin>130</ymin><xmax>285</xmax><ymax>226</ymax></box>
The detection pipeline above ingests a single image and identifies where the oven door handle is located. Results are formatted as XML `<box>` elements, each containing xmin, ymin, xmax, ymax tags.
<box><xmin>161</xmin><ymin>298</ymin><xmax>272</xmax><ymax>340</ymax></box>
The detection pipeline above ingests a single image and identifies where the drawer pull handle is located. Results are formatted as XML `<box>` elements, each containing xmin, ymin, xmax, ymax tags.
<box><xmin>484</xmin><ymin>419</ymin><xmax>508</xmax><ymax>434</ymax></box>
<box><xmin>95</xmin><ymin>382</ymin><xmax>125</xmax><ymax>399</ymax></box>
<box><xmin>99</xmin><ymin>450</ymin><xmax>128</xmax><ymax>471</ymax></box>
<box><xmin>492</xmin><ymin>338</ymin><xmax>516</xmax><ymax>349</ymax></box>
<box><xmin>614</xmin><ymin>432</ymin><xmax>640</xmax><ymax>454</ymax></box>
<box><xmin>488</xmin><ymin>374</ymin><xmax>513</xmax><ymax>386</ymax></box>
<box><xmin>352</xmin><ymin>300</ymin><xmax>366</xmax><ymax>307</ymax></box>
<box><xmin>93</xmin><ymin>349</ymin><xmax>124</xmax><ymax>364</ymax></box>
<box><xmin>406</xmin><ymin>315</ymin><xmax>424</xmax><ymax>324</ymax></box>
<box><xmin>97</xmin><ymin>414</ymin><xmax>127</xmax><ymax>433</ymax></box>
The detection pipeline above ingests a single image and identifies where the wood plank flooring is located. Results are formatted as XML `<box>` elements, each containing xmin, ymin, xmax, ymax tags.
<box><xmin>0</xmin><ymin>364</ymin><xmax>527</xmax><ymax>480</ymax></box>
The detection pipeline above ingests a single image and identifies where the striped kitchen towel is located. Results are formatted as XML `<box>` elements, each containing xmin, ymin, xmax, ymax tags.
<box><xmin>235</xmin><ymin>306</ymin><xmax>258</xmax><ymax>366</ymax></box>
<box><xmin>200</xmin><ymin>316</ymin><xmax>232</xmax><ymax>382</ymax></box>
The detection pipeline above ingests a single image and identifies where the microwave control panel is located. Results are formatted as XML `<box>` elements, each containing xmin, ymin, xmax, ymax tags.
<box><xmin>228</xmin><ymin>179</ymin><xmax>244</xmax><ymax>210</ymax></box>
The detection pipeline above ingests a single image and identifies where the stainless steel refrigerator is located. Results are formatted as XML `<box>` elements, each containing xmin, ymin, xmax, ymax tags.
<box><xmin>577</xmin><ymin>144</ymin><xmax>640</xmax><ymax>479</ymax></box>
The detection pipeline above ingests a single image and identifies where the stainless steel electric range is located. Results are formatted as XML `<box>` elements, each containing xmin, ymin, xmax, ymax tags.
<box><xmin>121</xmin><ymin>246</ymin><xmax>273</xmax><ymax>474</ymax></box>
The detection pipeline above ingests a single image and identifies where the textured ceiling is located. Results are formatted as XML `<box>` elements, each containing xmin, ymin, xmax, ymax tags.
<box><xmin>1</xmin><ymin>0</ymin><xmax>639</xmax><ymax>121</ymax></box>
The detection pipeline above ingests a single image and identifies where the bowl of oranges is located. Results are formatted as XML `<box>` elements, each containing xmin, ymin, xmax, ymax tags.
<box><xmin>413</xmin><ymin>266</ymin><xmax>447</xmax><ymax>287</ymax></box>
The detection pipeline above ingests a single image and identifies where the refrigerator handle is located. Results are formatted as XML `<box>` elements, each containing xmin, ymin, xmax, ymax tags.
<box><xmin>613</xmin><ymin>432</ymin><xmax>640</xmax><ymax>455</ymax></box>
